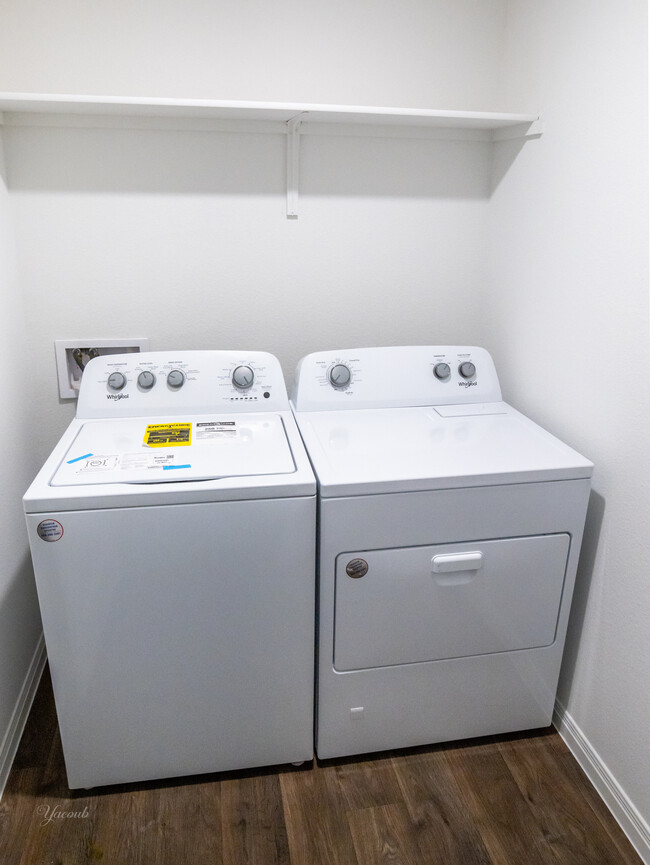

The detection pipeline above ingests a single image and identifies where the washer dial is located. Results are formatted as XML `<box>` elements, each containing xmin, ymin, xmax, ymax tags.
<box><xmin>459</xmin><ymin>361</ymin><xmax>476</xmax><ymax>379</ymax></box>
<box><xmin>137</xmin><ymin>370</ymin><xmax>156</xmax><ymax>390</ymax></box>
<box><xmin>167</xmin><ymin>369</ymin><xmax>185</xmax><ymax>389</ymax></box>
<box><xmin>232</xmin><ymin>365</ymin><xmax>255</xmax><ymax>390</ymax></box>
<box><xmin>433</xmin><ymin>362</ymin><xmax>451</xmax><ymax>380</ymax></box>
<box><xmin>329</xmin><ymin>363</ymin><xmax>351</xmax><ymax>389</ymax></box>
<box><xmin>107</xmin><ymin>371</ymin><xmax>126</xmax><ymax>391</ymax></box>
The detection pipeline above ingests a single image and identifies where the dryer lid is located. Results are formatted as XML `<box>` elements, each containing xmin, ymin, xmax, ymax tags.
<box><xmin>293</xmin><ymin>403</ymin><xmax>593</xmax><ymax>496</ymax></box>
<box><xmin>50</xmin><ymin>413</ymin><xmax>295</xmax><ymax>486</ymax></box>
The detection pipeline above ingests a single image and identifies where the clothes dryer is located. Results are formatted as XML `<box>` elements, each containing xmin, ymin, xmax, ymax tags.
<box><xmin>24</xmin><ymin>350</ymin><xmax>316</xmax><ymax>788</ymax></box>
<box><xmin>291</xmin><ymin>346</ymin><xmax>593</xmax><ymax>759</ymax></box>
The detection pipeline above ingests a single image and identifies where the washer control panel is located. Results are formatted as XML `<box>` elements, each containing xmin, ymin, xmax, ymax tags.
<box><xmin>77</xmin><ymin>350</ymin><xmax>290</xmax><ymax>419</ymax></box>
<box><xmin>291</xmin><ymin>346</ymin><xmax>502</xmax><ymax>411</ymax></box>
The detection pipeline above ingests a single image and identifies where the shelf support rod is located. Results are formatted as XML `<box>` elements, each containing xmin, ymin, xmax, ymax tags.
<box><xmin>286</xmin><ymin>113</ymin><xmax>306</xmax><ymax>219</ymax></box>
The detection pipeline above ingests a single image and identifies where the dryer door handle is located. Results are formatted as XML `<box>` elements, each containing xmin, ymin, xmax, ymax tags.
<box><xmin>431</xmin><ymin>552</ymin><xmax>483</xmax><ymax>574</ymax></box>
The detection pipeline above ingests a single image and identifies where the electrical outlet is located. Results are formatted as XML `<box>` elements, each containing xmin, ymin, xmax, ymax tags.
<box><xmin>55</xmin><ymin>339</ymin><xmax>150</xmax><ymax>399</ymax></box>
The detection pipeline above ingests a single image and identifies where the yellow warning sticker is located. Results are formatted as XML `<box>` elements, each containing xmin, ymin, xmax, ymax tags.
<box><xmin>143</xmin><ymin>423</ymin><xmax>192</xmax><ymax>448</ymax></box>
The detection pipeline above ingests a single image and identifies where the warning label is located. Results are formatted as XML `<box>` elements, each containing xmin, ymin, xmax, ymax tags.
<box><xmin>195</xmin><ymin>421</ymin><xmax>237</xmax><ymax>441</ymax></box>
<box><xmin>143</xmin><ymin>423</ymin><xmax>192</xmax><ymax>447</ymax></box>
<box><xmin>37</xmin><ymin>519</ymin><xmax>64</xmax><ymax>542</ymax></box>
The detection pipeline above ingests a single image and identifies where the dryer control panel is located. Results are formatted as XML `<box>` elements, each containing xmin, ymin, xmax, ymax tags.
<box><xmin>291</xmin><ymin>346</ymin><xmax>502</xmax><ymax>411</ymax></box>
<box><xmin>77</xmin><ymin>350</ymin><xmax>290</xmax><ymax>418</ymax></box>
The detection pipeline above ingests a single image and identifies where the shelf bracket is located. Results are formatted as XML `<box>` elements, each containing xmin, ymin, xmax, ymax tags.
<box><xmin>492</xmin><ymin>118</ymin><xmax>545</xmax><ymax>142</ymax></box>
<box><xmin>286</xmin><ymin>113</ymin><xmax>306</xmax><ymax>219</ymax></box>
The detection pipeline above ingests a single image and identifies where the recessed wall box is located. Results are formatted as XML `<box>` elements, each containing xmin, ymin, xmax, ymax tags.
<box><xmin>55</xmin><ymin>339</ymin><xmax>150</xmax><ymax>399</ymax></box>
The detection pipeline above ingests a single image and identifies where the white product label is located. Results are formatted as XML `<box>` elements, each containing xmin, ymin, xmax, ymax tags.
<box><xmin>77</xmin><ymin>455</ymin><xmax>120</xmax><ymax>473</ymax></box>
<box><xmin>120</xmin><ymin>452</ymin><xmax>179</xmax><ymax>471</ymax></box>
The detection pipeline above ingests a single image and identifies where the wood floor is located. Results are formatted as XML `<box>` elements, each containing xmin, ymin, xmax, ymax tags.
<box><xmin>0</xmin><ymin>667</ymin><xmax>641</xmax><ymax>865</ymax></box>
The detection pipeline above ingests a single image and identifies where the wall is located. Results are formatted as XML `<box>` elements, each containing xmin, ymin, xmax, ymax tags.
<box><xmin>0</xmin><ymin>132</ymin><xmax>44</xmax><ymax>796</ymax></box>
<box><xmin>0</xmin><ymin>0</ymin><xmax>507</xmax><ymax>110</ymax></box>
<box><xmin>489</xmin><ymin>0</ymin><xmax>650</xmax><ymax>856</ymax></box>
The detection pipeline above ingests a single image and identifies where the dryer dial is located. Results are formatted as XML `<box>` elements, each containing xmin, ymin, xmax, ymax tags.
<box><xmin>329</xmin><ymin>364</ymin><xmax>351</xmax><ymax>389</ymax></box>
<box><xmin>232</xmin><ymin>365</ymin><xmax>255</xmax><ymax>389</ymax></box>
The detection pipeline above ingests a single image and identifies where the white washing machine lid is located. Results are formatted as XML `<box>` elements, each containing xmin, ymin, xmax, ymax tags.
<box><xmin>293</xmin><ymin>402</ymin><xmax>593</xmax><ymax>496</ymax></box>
<box><xmin>25</xmin><ymin>411</ymin><xmax>316</xmax><ymax>512</ymax></box>
<box><xmin>51</xmin><ymin>413</ymin><xmax>294</xmax><ymax>486</ymax></box>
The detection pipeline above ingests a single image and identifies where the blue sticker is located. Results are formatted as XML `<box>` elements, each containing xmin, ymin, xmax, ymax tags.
<box><xmin>163</xmin><ymin>464</ymin><xmax>191</xmax><ymax>470</ymax></box>
<box><xmin>67</xmin><ymin>453</ymin><xmax>93</xmax><ymax>464</ymax></box>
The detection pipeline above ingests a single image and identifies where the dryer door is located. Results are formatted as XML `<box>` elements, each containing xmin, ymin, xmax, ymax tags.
<box><xmin>334</xmin><ymin>534</ymin><xmax>570</xmax><ymax>671</ymax></box>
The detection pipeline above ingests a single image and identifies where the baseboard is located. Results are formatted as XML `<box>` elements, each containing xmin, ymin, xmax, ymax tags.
<box><xmin>0</xmin><ymin>633</ymin><xmax>46</xmax><ymax>801</ymax></box>
<box><xmin>554</xmin><ymin>700</ymin><xmax>650</xmax><ymax>865</ymax></box>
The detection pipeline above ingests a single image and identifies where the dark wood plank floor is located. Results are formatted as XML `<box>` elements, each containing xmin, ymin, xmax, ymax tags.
<box><xmin>0</xmin><ymin>666</ymin><xmax>641</xmax><ymax>865</ymax></box>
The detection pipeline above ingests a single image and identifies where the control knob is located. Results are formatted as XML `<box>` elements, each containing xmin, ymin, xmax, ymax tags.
<box><xmin>433</xmin><ymin>362</ymin><xmax>451</xmax><ymax>380</ymax></box>
<box><xmin>459</xmin><ymin>361</ymin><xmax>476</xmax><ymax>379</ymax></box>
<box><xmin>232</xmin><ymin>365</ymin><xmax>255</xmax><ymax>390</ymax></box>
<box><xmin>167</xmin><ymin>369</ymin><xmax>185</xmax><ymax>389</ymax></box>
<box><xmin>107</xmin><ymin>371</ymin><xmax>126</xmax><ymax>391</ymax></box>
<box><xmin>329</xmin><ymin>363</ymin><xmax>351</xmax><ymax>389</ymax></box>
<box><xmin>137</xmin><ymin>370</ymin><xmax>156</xmax><ymax>390</ymax></box>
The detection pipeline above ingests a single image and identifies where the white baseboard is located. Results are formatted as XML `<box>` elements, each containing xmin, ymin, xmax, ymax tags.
<box><xmin>554</xmin><ymin>700</ymin><xmax>650</xmax><ymax>865</ymax></box>
<box><xmin>0</xmin><ymin>633</ymin><xmax>46</xmax><ymax>801</ymax></box>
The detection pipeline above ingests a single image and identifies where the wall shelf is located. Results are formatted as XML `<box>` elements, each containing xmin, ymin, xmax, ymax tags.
<box><xmin>0</xmin><ymin>93</ymin><xmax>543</xmax><ymax>217</ymax></box>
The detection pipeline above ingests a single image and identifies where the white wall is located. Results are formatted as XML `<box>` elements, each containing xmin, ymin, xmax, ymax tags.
<box><xmin>0</xmin><ymin>0</ymin><xmax>507</xmax><ymax>110</ymax></box>
<box><xmin>0</xmin><ymin>133</ymin><xmax>44</xmax><ymax>796</ymax></box>
<box><xmin>489</xmin><ymin>0</ymin><xmax>650</xmax><ymax>853</ymax></box>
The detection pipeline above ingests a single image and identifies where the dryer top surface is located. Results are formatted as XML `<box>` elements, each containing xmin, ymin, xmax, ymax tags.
<box><xmin>293</xmin><ymin>402</ymin><xmax>593</xmax><ymax>496</ymax></box>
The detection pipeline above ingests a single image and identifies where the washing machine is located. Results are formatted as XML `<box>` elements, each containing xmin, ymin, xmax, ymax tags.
<box><xmin>24</xmin><ymin>350</ymin><xmax>316</xmax><ymax>788</ymax></box>
<box><xmin>291</xmin><ymin>345</ymin><xmax>593</xmax><ymax>760</ymax></box>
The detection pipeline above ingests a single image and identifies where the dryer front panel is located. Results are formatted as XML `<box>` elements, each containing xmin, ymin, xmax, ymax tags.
<box><xmin>334</xmin><ymin>534</ymin><xmax>570</xmax><ymax>671</ymax></box>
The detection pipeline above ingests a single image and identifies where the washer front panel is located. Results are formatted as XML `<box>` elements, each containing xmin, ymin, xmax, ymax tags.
<box><xmin>25</xmin><ymin>495</ymin><xmax>316</xmax><ymax>788</ymax></box>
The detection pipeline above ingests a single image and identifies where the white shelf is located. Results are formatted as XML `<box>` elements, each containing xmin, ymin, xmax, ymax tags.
<box><xmin>0</xmin><ymin>92</ymin><xmax>540</xmax><ymax>131</ymax></box>
<box><xmin>0</xmin><ymin>93</ymin><xmax>543</xmax><ymax>216</ymax></box>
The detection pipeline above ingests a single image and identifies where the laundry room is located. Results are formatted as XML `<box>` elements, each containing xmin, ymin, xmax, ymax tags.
<box><xmin>0</xmin><ymin>1</ymin><xmax>648</xmax><ymax>863</ymax></box>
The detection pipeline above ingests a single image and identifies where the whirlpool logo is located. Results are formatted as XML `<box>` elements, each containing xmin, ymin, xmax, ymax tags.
<box><xmin>458</xmin><ymin>380</ymin><xmax>477</xmax><ymax>388</ymax></box>
<box><xmin>106</xmin><ymin>393</ymin><xmax>130</xmax><ymax>400</ymax></box>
